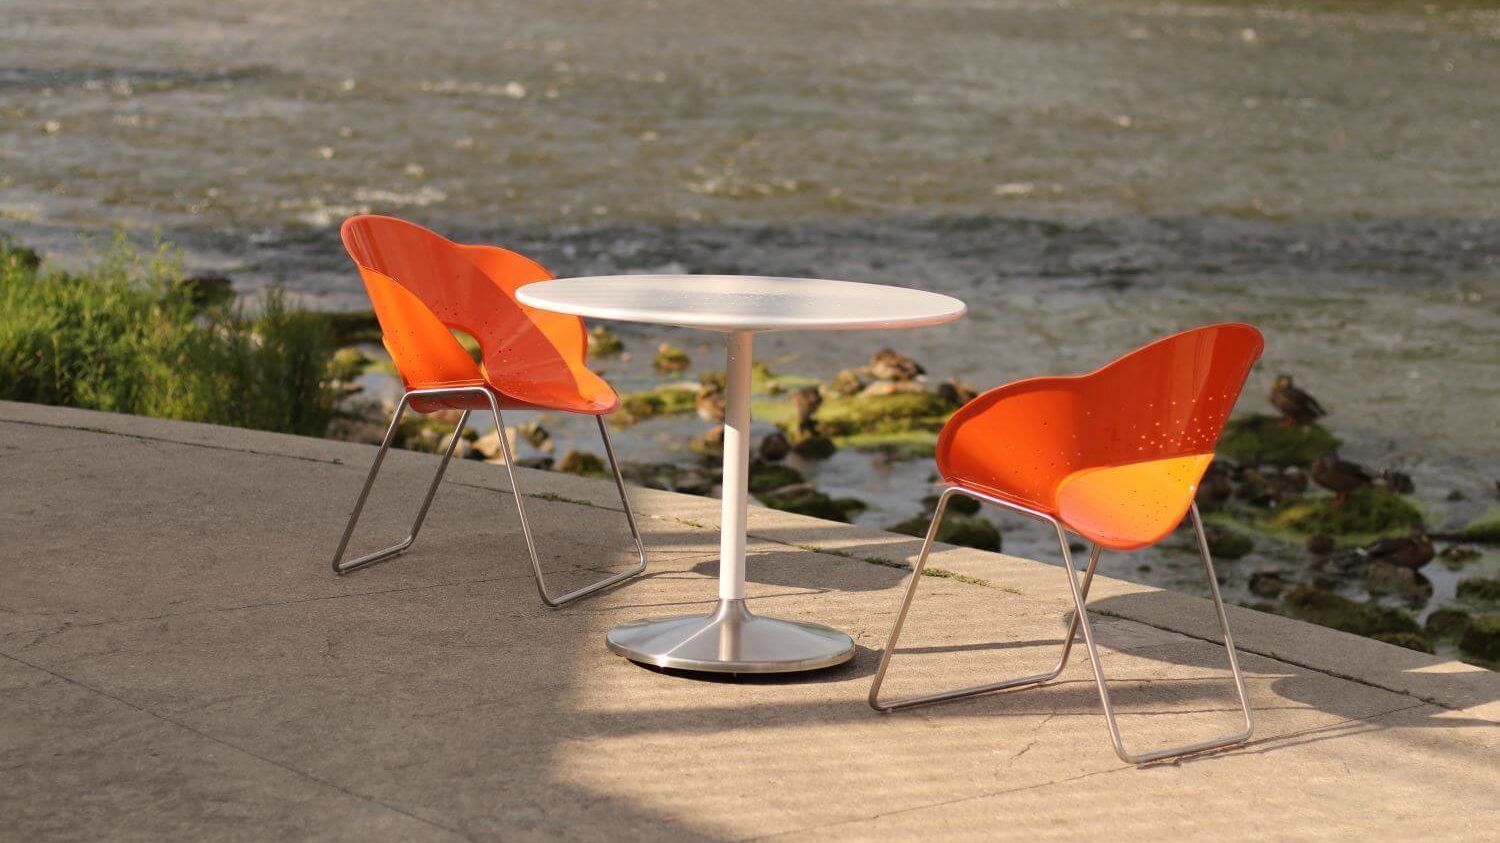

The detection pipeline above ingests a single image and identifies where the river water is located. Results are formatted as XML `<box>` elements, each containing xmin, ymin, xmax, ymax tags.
<box><xmin>2</xmin><ymin>1</ymin><xmax>1498</xmax><ymax>606</ymax></box>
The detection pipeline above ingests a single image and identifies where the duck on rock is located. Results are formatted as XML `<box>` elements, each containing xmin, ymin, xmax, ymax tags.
<box><xmin>1312</xmin><ymin>453</ymin><xmax>1373</xmax><ymax>505</ymax></box>
<box><xmin>1270</xmin><ymin>374</ymin><xmax>1327</xmax><ymax>426</ymax></box>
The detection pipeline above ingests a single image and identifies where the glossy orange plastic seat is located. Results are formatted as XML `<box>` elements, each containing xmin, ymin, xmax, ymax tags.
<box><xmin>936</xmin><ymin>322</ymin><xmax>1264</xmax><ymax>550</ymax></box>
<box><xmin>340</xmin><ymin>215</ymin><xmax>617</xmax><ymax>416</ymax></box>
<box><xmin>870</xmin><ymin>324</ymin><xmax>1263</xmax><ymax>765</ymax></box>
<box><xmin>330</xmin><ymin>216</ymin><xmax>645</xmax><ymax>607</ymax></box>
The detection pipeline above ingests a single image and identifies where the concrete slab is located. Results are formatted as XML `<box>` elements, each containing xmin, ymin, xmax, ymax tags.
<box><xmin>1</xmin><ymin>402</ymin><xmax>1497</xmax><ymax>840</ymax></box>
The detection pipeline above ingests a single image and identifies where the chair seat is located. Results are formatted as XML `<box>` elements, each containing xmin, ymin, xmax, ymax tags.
<box><xmin>1052</xmin><ymin>454</ymin><xmax>1214</xmax><ymax>551</ymax></box>
<box><xmin>409</xmin><ymin>371</ymin><xmax>618</xmax><ymax>415</ymax></box>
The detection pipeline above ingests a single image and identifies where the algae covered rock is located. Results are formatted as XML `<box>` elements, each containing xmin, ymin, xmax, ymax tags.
<box><xmin>556</xmin><ymin>449</ymin><xmax>607</xmax><ymax>477</ymax></box>
<box><xmin>1438</xmin><ymin>545</ymin><xmax>1482</xmax><ymax>569</ymax></box>
<box><xmin>923</xmin><ymin>492</ymin><xmax>981</xmax><ymax>516</ymax></box>
<box><xmin>1370</xmin><ymin>631</ymin><xmax>1434</xmax><ymax>654</ymax></box>
<box><xmin>757</xmin><ymin>431</ymin><xmax>791</xmax><ymax>462</ymax></box>
<box><xmin>587</xmin><ymin>325</ymin><xmax>624</xmax><ymax>357</ymax></box>
<box><xmin>1280</xmin><ymin>585</ymin><xmax>1421</xmax><ymax>637</ymax></box>
<box><xmin>1217</xmin><ymin>414</ymin><xmax>1340</xmax><ymax>468</ymax></box>
<box><xmin>1459</xmin><ymin>614</ymin><xmax>1500</xmax><ymax>662</ymax></box>
<box><xmin>612</xmin><ymin>385</ymin><xmax>696</xmax><ymax>426</ymax></box>
<box><xmin>789</xmin><ymin>431</ymin><xmax>837</xmax><ymax>460</ymax></box>
<box><xmin>747</xmin><ymin>460</ymin><xmax>805</xmax><ymax>494</ymax></box>
<box><xmin>758</xmin><ymin>485</ymin><xmax>865</xmax><ymax>523</ymax></box>
<box><xmin>653</xmin><ymin>343</ymin><xmax>691</xmax><ymax>374</ymax></box>
<box><xmin>1459</xmin><ymin>506</ymin><xmax>1500</xmax><ymax>543</ymax></box>
<box><xmin>1455</xmin><ymin>577</ymin><xmax>1500</xmax><ymax>606</ymax></box>
<box><xmin>1204</xmin><ymin>526</ymin><xmax>1253</xmax><ymax>560</ymax></box>
<box><xmin>1424</xmin><ymin>607</ymin><xmax>1473</xmax><ymax>640</ymax></box>
<box><xmin>1271</xmin><ymin>486</ymin><xmax>1423</xmax><ymax>538</ymax></box>
<box><xmin>888</xmin><ymin>513</ymin><xmax>1001</xmax><ymax>552</ymax></box>
<box><xmin>815</xmin><ymin>390</ymin><xmax>952</xmax><ymax>437</ymax></box>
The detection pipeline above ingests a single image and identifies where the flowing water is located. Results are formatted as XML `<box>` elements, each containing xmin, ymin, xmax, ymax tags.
<box><xmin>2</xmin><ymin>0</ymin><xmax>1498</xmax><ymax>618</ymax></box>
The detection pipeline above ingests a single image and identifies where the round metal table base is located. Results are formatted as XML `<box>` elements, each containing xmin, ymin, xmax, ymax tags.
<box><xmin>606</xmin><ymin>599</ymin><xmax>855</xmax><ymax>674</ymax></box>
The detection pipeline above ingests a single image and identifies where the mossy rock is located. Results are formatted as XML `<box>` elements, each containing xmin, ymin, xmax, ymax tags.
<box><xmin>1455</xmin><ymin>577</ymin><xmax>1500</xmax><ymax>606</ymax></box>
<box><xmin>612</xmin><ymin>386</ymin><xmax>696</xmax><ymax>426</ymax></box>
<box><xmin>1459</xmin><ymin>506</ymin><xmax>1500</xmax><ymax>544</ymax></box>
<box><xmin>556</xmin><ymin>449</ymin><xmax>607</xmax><ymax>477</ymax></box>
<box><xmin>1280</xmin><ymin>586</ymin><xmax>1420</xmax><ymax>637</ymax></box>
<box><xmin>816</xmin><ymin>391</ymin><xmax>952</xmax><ymax>437</ymax></box>
<box><xmin>1459</xmin><ymin>614</ymin><xmax>1500</xmax><ymax>662</ymax></box>
<box><xmin>1204</xmin><ymin>526</ymin><xmax>1254</xmax><ymax>560</ymax></box>
<box><xmin>837</xmin><ymin>430</ymin><xmax>938</xmax><ymax>458</ymax></box>
<box><xmin>1217</xmin><ymin>414</ymin><xmax>1340</xmax><ymax>468</ymax></box>
<box><xmin>587</xmin><ymin>325</ymin><xmax>623</xmax><ymax>357</ymax></box>
<box><xmin>1371</xmin><ymin>631</ymin><xmax>1434</xmax><ymax>654</ymax></box>
<box><xmin>789</xmin><ymin>432</ymin><xmax>837</xmax><ymax>460</ymax></box>
<box><xmin>1438</xmin><ymin>545</ymin><xmax>1483</xmax><ymax>569</ymax></box>
<box><xmin>923</xmin><ymin>493</ymin><xmax>981</xmax><ymax>516</ymax></box>
<box><xmin>1270</xmin><ymin>486</ymin><xmax>1423</xmax><ymax>538</ymax></box>
<box><xmin>758</xmin><ymin>487</ymin><xmax>864</xmax><ymax>523</ymax></box>
<box><xmin>1424</xmin><ymin>607</ymin><xmax>1473</xmax><ymax>640</ymax></box>
<box><xmin>888</xmin><ymin>514</ymin><xmax>1001</xmax><ymax>552</ymax></box>
<box><xmin>748</xmin><ymin>461</ymin><xmax>805</xmax><ymax>494</ymax></box>
<box><xmin>653</xmin><ymin>344</ymin><xmax>691</xmax><ymax>374</ymax></box>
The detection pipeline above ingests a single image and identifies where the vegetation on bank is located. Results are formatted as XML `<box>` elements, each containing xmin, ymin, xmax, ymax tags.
<box><xmin>0</xmin><ymin>236</ymin><xmax>342</xmax><ymax>437</ymax></box>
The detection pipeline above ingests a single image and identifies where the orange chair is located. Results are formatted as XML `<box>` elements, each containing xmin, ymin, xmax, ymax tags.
<box><xmin>869</xmin><ymin>324</ymin><xmax>1263</xmax><ymax>764</ymax></box>
<box><xmin>330</xmin><ymin>215</ymin><xmax>645</xmax><ymax>607</ymax></box>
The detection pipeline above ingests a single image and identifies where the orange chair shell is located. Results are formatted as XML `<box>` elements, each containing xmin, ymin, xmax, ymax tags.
<box><xmin>340</xmin><ymin>215</ymin><xmax>616</xmax><ymax>415</ymax></box>
<box><xmin>935</xmin><ymin>324</ymin><xmax>1265</xmax><ymax>551</ymax></box>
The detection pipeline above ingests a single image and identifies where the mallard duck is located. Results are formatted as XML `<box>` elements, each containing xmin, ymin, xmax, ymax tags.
<box><xmin>1311</xmin><ymin>454</ymin><xmax>1372</xmax><ymax>505</ymax></box>
<box><xmin>790</xmin><ymin>386</ymin><xmax>823</xmax><ymax>436</ymax></box>
<box><xmin>1269</xmin><ymin>374</ymin><xmax>1327</xmax><ymax>426</ymax></box>
<box><xmin>1362</xmin><ymin>532</ymin><xmax>1434</xmax><ymax>570</ymax></box>
<box><xmin>868</xmin><ymin>348</ymin><xmax>925</xmax><ymax>382</ymax></box>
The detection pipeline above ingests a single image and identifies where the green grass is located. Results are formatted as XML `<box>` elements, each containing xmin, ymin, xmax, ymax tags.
<box><xmin>0</xmin><ymin>233</ymin><xmax>341</xmax><ymax>437</ymax></box>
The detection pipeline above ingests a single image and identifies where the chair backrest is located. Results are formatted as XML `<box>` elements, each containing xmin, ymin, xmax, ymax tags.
<box><xmin>935</xmin><ymin>324</ymin><xmax>1265</xmax><ymax>509</ymax></box>
<box><xmin>340</xmin><ymin>215</ymin><xmax>587</xmax><ymax>394</ymax></box>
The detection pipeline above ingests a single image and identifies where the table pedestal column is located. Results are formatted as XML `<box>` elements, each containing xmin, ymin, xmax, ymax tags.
<box><xmin>605</xmin><ymin>331</ymin><xmax>856</xmax><ymax>673</ymax></box>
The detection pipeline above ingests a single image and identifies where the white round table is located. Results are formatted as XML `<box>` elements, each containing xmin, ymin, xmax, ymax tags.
<box><xmin>518</xmin><ymin>275</ymin><xmax>966</xmax><ymax>673</ymax></box>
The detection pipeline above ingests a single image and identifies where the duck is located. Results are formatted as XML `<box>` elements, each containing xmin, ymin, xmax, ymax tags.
<box><xmin>868</xmin><ymin>348</ymin><xmax>925</xmax><ymax>382</ymax></box>
<box><xmin>1269</xmin><ymin>374</ymin><xmax>1327</xmax><ymax>426</ymax></box>
<box><xmin>1361</xmin><ymin>532</ymin><xmax>1434</xmax><ymax>570</ymax></box>
<box><xmin>790</xmin><ymin>386</ymin><xmax>823</xmax><ymax>437</ymax></box>
<box><xmin>1311</xmin><ymin>453</ymin><xmax>1373</xmax><ymax>505</ymax></box>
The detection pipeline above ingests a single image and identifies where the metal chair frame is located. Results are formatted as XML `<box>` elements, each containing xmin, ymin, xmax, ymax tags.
<box><xmin>869</xmin><ymin>485</ymin><xmax>1254</xmax><ymax>765</ymax></box>
<box><xmin>330</xmin><ymin>385</ymin><xmax>647</xmax><ymax>608</ymax></box>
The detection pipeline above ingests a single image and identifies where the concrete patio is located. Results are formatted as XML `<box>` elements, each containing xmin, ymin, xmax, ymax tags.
<box><xmin>1</xmin><ymin>400</ymin><xmax>1496</xmax><ymax>841</ymax></box>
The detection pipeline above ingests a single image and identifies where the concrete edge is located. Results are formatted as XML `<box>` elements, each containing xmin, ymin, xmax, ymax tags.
<box><xmin>4</xmin><ymin>400</ymin><xmax>1496</xmax><ymax>718</ymax></box>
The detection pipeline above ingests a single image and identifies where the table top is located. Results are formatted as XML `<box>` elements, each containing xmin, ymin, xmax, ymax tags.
<box><xmin>516</xmin><ymin>274</ymin><xmax>966</xmax><ymax>333</ymax></box>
